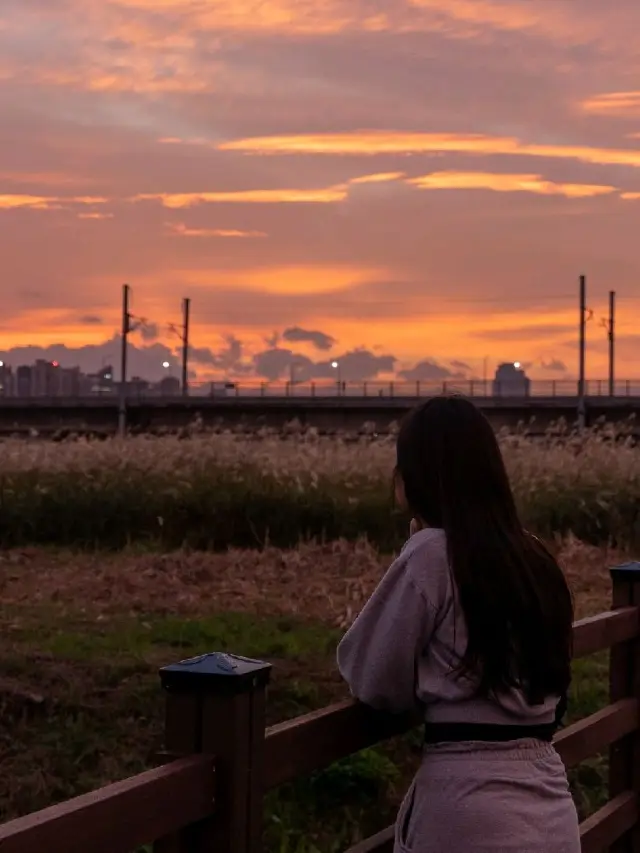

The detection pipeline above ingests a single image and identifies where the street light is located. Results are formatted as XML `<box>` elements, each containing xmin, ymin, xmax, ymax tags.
<box><xmin>514</xmin><ymin>361</ymin><xmax>521</xmax><ymax>369</ymax></box>
<box><xmin>331</xmin><ymin>360</ymin><xmax>342</xmax><ymax>395</ymax></box>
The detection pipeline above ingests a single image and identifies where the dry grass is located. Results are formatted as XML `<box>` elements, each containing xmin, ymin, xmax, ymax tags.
<box><xmin>0</xmin><ymin>427</ymin><xmax>638</xmax><ymax>551</ymax></box>
<box><xmin>0</xmin><ymin>536</ymin><xmax>620</xmax><ymax>628</ymax></box>
<box><xmin>1</xmin><ymin>426</ymin><xmax>638</xmax><ymax>481</ymax></box>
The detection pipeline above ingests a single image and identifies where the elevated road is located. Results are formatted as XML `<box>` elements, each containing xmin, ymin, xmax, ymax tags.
<box><xmin>0</xmin><ymin>394</ymin><xmax>638</xmax><ymax>435</ymax></box>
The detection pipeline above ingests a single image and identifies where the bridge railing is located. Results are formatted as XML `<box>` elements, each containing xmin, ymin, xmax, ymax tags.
<box><xmin>206</xmin><ymin>378</ymin><xmax>639</xmax><ymax>400</ymax></box>
<box><xmin>1</xmin><ymin>378</ymin><xmax>640</xmax><ymax>402</ymax></box>
<box><xmin>1</xmin><ymin>561</ymin><xmax>640</xmax><ymax>853</ymax></box>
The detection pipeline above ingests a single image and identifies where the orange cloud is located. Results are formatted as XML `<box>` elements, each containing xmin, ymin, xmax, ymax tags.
<box><xmin>175</xmin><ymin>265</ymin><xmax>387</xmax><ymax>296</ymax></box>
<box><xmin>77</xmin><ymin>212</ymin><xmax>114</xmax><ymax>220</ymax></box>
<box><xmin>95</xmin><ymin>0</ymin><xmax>601</xmax><ymax>45</ymax></box>
<box><xmin>135</xmin><ymin>187</ymin><xmax>348</xmax><ymax>206</ymax></box>
<box><xmin>620</xmin><ymin>192</ymin><xmax>640</xmax><ymax>200</ymax></box>
<box><xmin>0</xmin><ymin>195</ymin><xmax>59</xmax><ymax>210</ymax></box>
<box><xmin>218</xmin><ymin>131</ymin><xmax>640</xmax><ymax>169</ymax></box>
<box><xmin>73</xmin><ymin>197</ymin><xmax>110</xmax><ymax>205</ymax></box>
<box><xmin>581</xmin><ymin>91</ymin><xmax>640</xmax><ymax>117</ymax></box>
<box><xmin>111</xmin><ymin>0</ymin><xmax>353</xmax><ymax>35</ymax></box>
<box><xmin>350</xmin><ymin>172</ymin><xmax>406</xmax><ymax>184</ymax></box>
<box><xmin>0</xmin><ymin>195</ymin><xmax>109</xmax><ymax>211</ymax></box>
<box><xmin>166</xmin><ymin>223</ymin><xmax>267</xmax><ymax>237</ymax></box>
<box><xmin>409</xmin><ymin>0</ymin><xmax>546</xmax><ymax>33</ymax></box>
<box><xmin>408</xmin><ymin>171</ymin><xmax>617</xmax><ymax>198</ymax></box>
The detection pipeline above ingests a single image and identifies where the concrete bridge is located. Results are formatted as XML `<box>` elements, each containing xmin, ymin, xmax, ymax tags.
<box><xmin>0</xmin><ymin>395</ymin><xmax>638</xmax><ymax>435</ymax></box>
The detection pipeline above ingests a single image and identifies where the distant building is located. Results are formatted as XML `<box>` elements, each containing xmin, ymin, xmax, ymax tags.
<box><xmin>158</xmin><ymin>376</ymin><xmax>181</xmax><ymax>396</ymax></box>
<box><xmin>0</xmin><ymin>363</ymin><xmax>13</xmax><ymax>396</ymax></box>
<box><xmin>208</xmin><ymin>381</ymin><xmax>237</xmax><ymax>398</ymax></box>
<box><xmin>98</xmin><ymin>365</ymin><xmax>115</xmax><ymax>387</ymax></box>
<box><xmin>493</xmin><ymin>362</ymin><xmax>531</xmax><ymax>397</ymax></box>
<box><xmin>3</xmin><ymin>360</ymin><xmax>198</xmax><ymax>398</ymax></box>
<box><xmin>58</xmin><ymin>366</ymin><xmax>81</xmax><ymax>396</ymax></box>
<box><xmin>16</xmin><ymin>365</ymin><xmax>33</xmax><ymax>396</ymax></box>
<box><xmin>32</xmin><ymin>359</ymin><xmax>61</xmax><ymax>396</ymax></box>
<box><xmin>128</xmin><ymin>376</ymin><xmax>150</xmax><ymax>397</ymax></box>
<box><xmin>86</xmin><ymin>365</ymin><xmax>115</xmax><ymax>395</ymax></box>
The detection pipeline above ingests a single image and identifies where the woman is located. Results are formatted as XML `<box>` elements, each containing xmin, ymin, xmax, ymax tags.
<box><xmin>337</xmin><ymin>396</ymin><xmax>579</xmax><ymax>853</ymax></box>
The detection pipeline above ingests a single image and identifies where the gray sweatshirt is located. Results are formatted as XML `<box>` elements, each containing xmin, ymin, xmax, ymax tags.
<box><xmin>337</xmin><ymin>527</ymin><xmax>558</xmax><ymax>724</ymax></box>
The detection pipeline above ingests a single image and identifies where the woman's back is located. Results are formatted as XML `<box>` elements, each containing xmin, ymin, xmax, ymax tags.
<box><xmin>336</xmin><ymin>396</ymin><xmax>580</xmax><ymax>852</ymax></box>
<box><xmin>337</xmin><ymin>527</ymin><xmax>560</xmax><ymax>725</ymax></box>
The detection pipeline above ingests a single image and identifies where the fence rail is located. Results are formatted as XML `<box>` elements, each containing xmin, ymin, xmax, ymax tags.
<box><xmin>2</xmin><ymin>378</ymin><xmax>640</xmax><ymax>402</ymax></box>
<box><xmin>1</xmin><ymin>561</ymin><xmax>640</xmax><ymax>853</ymax></box>
<box><xmin>0</xmin><ymin>755</ymin><xmax>215</xmax><ymax>853</ymax></box>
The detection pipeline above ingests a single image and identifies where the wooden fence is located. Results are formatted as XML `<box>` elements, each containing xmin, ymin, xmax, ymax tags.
<box><xmin>1</xmin><ymin>561</ymin><xmax>640</xmax><ymax>853</ymax></box>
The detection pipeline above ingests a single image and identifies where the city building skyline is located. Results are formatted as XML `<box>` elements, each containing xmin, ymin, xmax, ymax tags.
<box><xmin>1</xmin><ymin>353</ymin><xmax>637</xmax><ymax>400</ymax></box>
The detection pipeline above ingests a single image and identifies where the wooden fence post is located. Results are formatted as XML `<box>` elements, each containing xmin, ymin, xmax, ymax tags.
<box><xmin>156</xmin><ymin>652</ymin><xmax>272</xmax><ymax>853</ymax></box>
<box><xmin>609</xmin><ymin>561</ymin><xmax>640</xmax><ymax>853</ymax></box>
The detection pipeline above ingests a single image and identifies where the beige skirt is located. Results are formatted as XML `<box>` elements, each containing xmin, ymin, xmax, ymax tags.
<box><xmin>394</xmin><ymin>739</ymin><xmax>580</xmax><ymax>853</ymax></box>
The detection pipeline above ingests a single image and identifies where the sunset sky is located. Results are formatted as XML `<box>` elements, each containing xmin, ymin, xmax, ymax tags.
<box><xmin>1</xmin><ymin>0</ymin><xmax>639</xmax><ymax>383</ymax></box>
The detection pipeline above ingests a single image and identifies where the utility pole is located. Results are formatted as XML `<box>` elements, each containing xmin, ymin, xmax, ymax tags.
<box><xmin>118</xmin><ymin>284</ymin><xmax>130</xmax><ymax>437</ymax></box>
<box><xmin>168</xmin><ymin>298</ymin><xmax>191</xmax><ymax>397</ymax></box>
<box><xmin>577</xmin><ymin>274</ymin><xmax>586</xmax><ymax>431</ymax></box>
<box><xmin>608</xmin><ymin>290</ymin><xmax>615</xmax><ymax>397</ymax></box>
<box><xmin>181</xmin><ymin>297</ymin><xmax>190</xmax><ymax>397</ymax></box>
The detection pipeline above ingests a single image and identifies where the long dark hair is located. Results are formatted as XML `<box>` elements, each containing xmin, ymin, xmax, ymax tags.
<box><xmin>395</xmin><ymin>396</ymin><xmax>573</xmax><ymax>703</ymax></box>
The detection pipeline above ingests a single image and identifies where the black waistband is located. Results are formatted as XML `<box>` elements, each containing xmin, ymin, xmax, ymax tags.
<box><xmin>423</xmin><ymin>721</ymin><xmax>557</xmax><ymax>744</ymax></box>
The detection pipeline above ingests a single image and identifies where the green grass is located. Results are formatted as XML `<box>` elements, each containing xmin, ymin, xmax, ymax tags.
<box><xmin>0</xmin><ymin>609</ymin><xmax>614</xmax><ymax>851</ymax></box>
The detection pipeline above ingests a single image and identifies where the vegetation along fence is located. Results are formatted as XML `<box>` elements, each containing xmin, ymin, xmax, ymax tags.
<box><xmin>2</xmin><ymin>561</ymin><xmax>640</xmax><ymax>853</ymax></box>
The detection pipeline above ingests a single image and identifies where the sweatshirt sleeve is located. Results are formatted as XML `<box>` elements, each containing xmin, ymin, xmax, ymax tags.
<box><xmin>336</xmin><ymin>548</ymin><xmax>438</xmax><ymax>713</ymax></box>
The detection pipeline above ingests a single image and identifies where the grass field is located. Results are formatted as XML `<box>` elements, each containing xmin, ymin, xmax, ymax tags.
<box><xmin>0</xmin><ymin>537</ymin><xmax>625</xmax><ymax>851</ymax></box>
<box><xmin>0</xmin><ymin>426</ymin><xmax>638</xmax><ymax>551</ymax></box>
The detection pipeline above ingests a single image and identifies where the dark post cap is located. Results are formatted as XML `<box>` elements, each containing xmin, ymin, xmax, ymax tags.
<box><xmin>160</xmin><ymin>652</ymin><xmax>272</xmax><ymax>695</ymax></box>
<box><xmin>610</xmin><ymin>561</ymin><xmax>640</xmax><ymax>582</ymax></box>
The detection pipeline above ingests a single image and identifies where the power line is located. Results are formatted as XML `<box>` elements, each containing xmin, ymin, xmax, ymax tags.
<box><xmin>118</xmin><ymin>284</ymin><xmax>129</xmax><ymax>438</ymax></box>
<box><xmin>118</xmin><ymin>284</ymin><xmax>156</xmax><ymax>436</ymax></box>
<box><xmin>578</xmin><ymin>275</ymin><xmax>586</xmax><ymax>432</ymax></box>
<box><xmin>600</xmin><ymin>291</ymin><xmax>616</xmax><ymax>396</ymax></box>
<box><xmin>182</xmin><ymin>298</ymin><xmax>190</xmax><ymax>397</ymax></box>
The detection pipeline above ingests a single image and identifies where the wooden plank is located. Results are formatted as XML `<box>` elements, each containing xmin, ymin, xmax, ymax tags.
<box><xmin>608</xmin><ymin>581</ymin><xmax>640</xmax><ymax>853</ymax></box>
<box><xmin>247</xmin><ymin>686</ymin><xmax>268</xmax><ymax>853</ymax></box>
<box><xmin>343</xmin><ymin>825</ymin><xmax>394</xmax><ymax>853</ymax></box>
<box><xmin>153</xmin><ymin>689</ymin><xmax>202</xmax><ymax>853</ymax></box>
<box><xmin>195</xmin><ymin>687</ymin><xmax>268</xmax><ymax>853</ymax></box>
<box><xmin>554</xmin><ymin>700</ymin><xmax>638</xmax><ymax>768</ymax></box>
<box><xmin>264</xmin><ymin>701</ymin><xmax>421</xmax><ymax>790</ymax></box>
<box><xmin>580</xmin><ymin>791</ymin><xmax>637</xmax><ymax>853</ymax></box>
<box><xmin>0</xmin><ymin>756</ymin><xmax>215</xmax><ymax>853</ymax></box>
<box><xmin>572</xmin><ymin>608</ymin><xmax>639</xmax><ymax>659</ymax></box>
<box><xmin>263</xmin><ymin>608</ymin><xmax>640</xmax><ymax>793</ymax></box>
